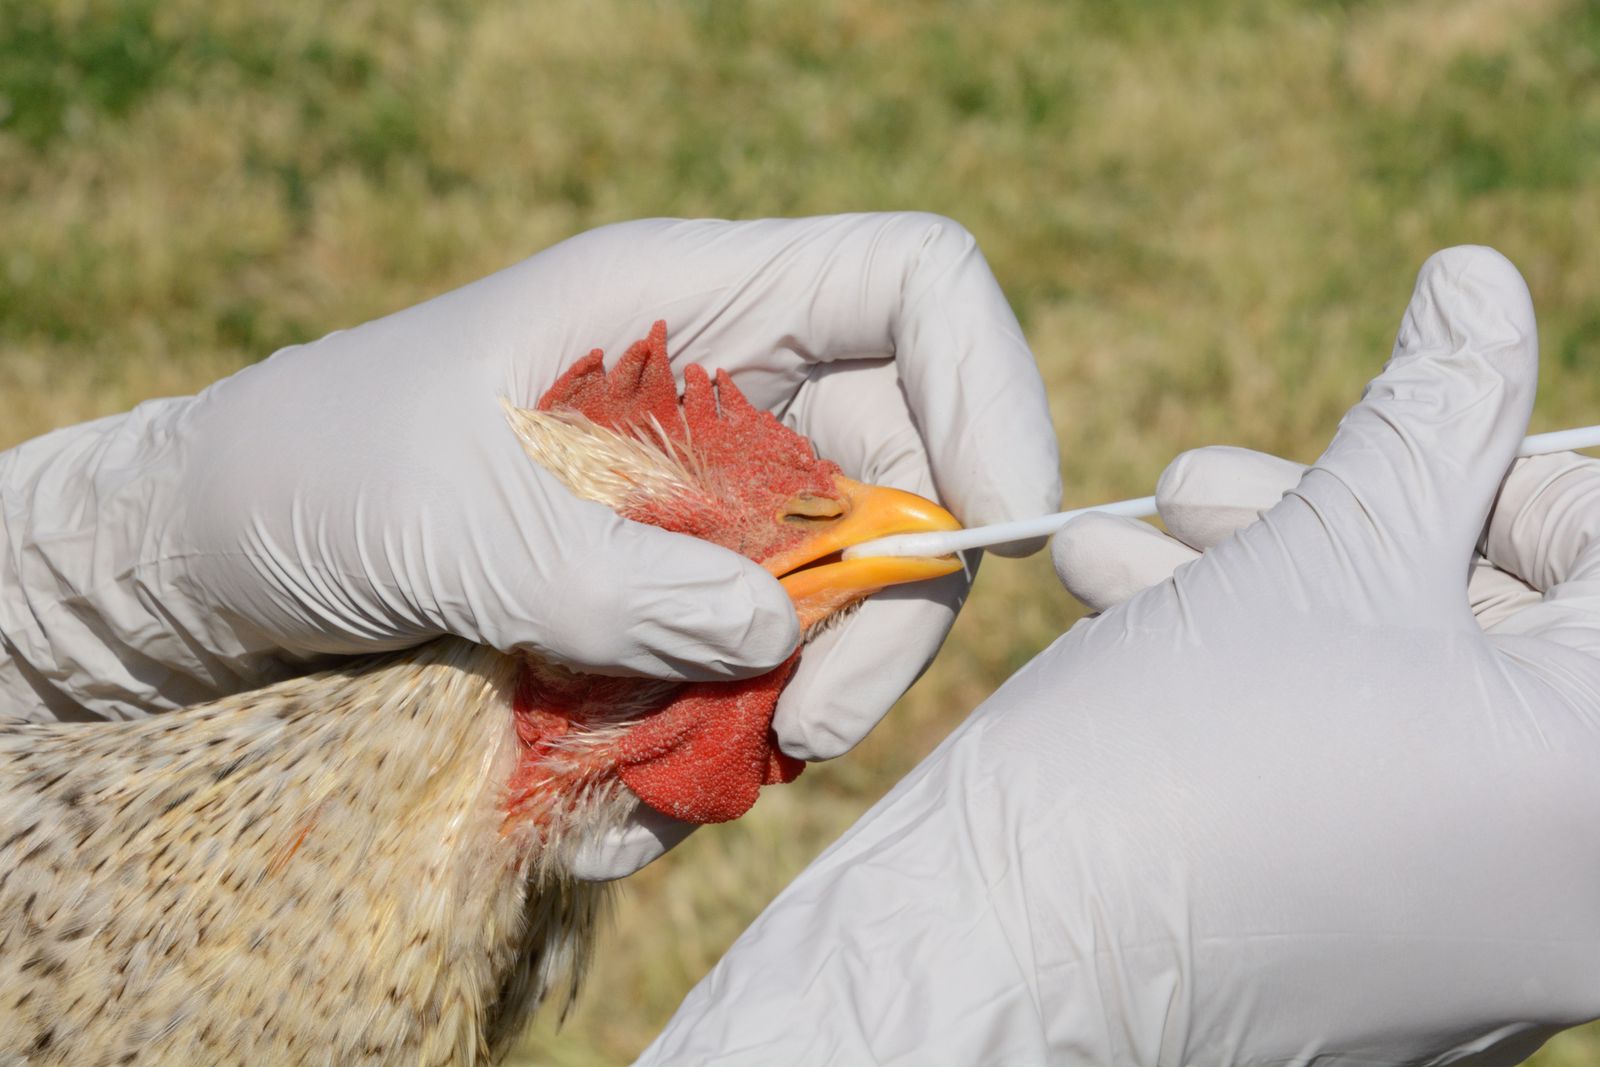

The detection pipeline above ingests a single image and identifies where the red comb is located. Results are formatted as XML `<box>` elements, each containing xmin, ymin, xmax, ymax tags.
<box><xmin>538</xmin><ymin>321</ymin><xmax>683</xmax><ymax>435</ymax></box>
<box><xmin>538</xmin><ymin>321</ymin><xmax>832</xmax><ymax>507</ymax></box>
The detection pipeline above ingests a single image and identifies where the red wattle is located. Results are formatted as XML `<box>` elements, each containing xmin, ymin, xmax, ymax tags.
<box><xmin>616</xmin><ymin>656</ymin><xmax>803</xmax><ymax>824</ymax></box>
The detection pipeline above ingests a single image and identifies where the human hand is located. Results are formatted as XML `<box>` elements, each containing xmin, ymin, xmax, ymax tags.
<box><xmin>637</xmin><ymin>246</ymin><xmax>1600</xmax><ymax>1065</ymax></box>
<box><xmin>0</xmin><ymin>214</ymin><xmax>1059</xmax><ymax>874</ymax></box>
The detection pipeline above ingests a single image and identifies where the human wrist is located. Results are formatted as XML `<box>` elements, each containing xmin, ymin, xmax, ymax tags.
<box><xmin>0</xmin><ymin>398</ymin><xmax>223</xmax><ymax>720</ymax></box>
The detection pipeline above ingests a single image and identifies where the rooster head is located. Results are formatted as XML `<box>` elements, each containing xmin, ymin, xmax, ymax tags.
<box><xmin>504</xmin><ymin>322</ymin><xmax>962</xmax><ymax>829</ymax></box>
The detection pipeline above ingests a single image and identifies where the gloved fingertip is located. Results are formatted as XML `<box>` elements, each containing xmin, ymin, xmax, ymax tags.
<box><xmin>1415</xmin><ymin>244</ymin><xmax>1521</xmax><ymax>286</ymax></box>
<box><xmin>568</xmin><ymin>808</ymin><xmax>698</xmax><ymax>882</ymax></box>
<box><xmin>1400</xmin><ymin>245</ymin><xmax>1535</xmax><ymax>359</ymax></box>
<box><xmin>640</xmin><ymin>558</ymin><xmax>800</xmax><ymax>677</ymax></box>
<box><xmin>524</xmin><ymin>523</ymin><xmax>800</xmax><ymax>681</ymax></box>
<box><xmin>771</xmin><ymin>633</ymin><xmax>883</xmax><ymax>761</ymax></box>
<box><xmin>1153</xmin><ymin>448</ymin><xmax>1199</xmax><ymax>509</ymax></box>
<box><xmin>772</xmin><ymin>586</ymin><xmax>962</xmax><ymax>761</ymax></box>
<box><xmin>773</xmin><ymin>714</ymin><xmax>862</xmax><ymax>763</ymax></box>
<box><xmin>1156</xmin><ymin>446</ymin><xmax>1305</xmax><ymax>550</ymax></box>
<box><xmin>978</xmin><ymin>474</ymin><xmax>1065</xmax><ymax>556</ymax></box>
<box><xmin>1049</xmin><ymin>513</ymin><xmax>1132</xmax><ymax>611</ymax></box>
<box><xmin>1050</xmin><ymin>512</ymin><xmax>1198</xmax><ymax>613</ymax></box>
<box><xmin>1048</xmin><ymin>512</ymin><xmax>1115</xmax><ymax>583</ymax></box>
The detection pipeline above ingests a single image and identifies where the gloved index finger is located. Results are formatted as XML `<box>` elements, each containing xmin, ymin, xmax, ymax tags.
<box><xmin>848</xmin><ymin>214</ymin><xmax>1064</xmax><ymax>549</ymax></box>
<box><xmin>577</xmin><ymin>214</ymin><xmax>1065</xmax><ymax>549</ymax></box>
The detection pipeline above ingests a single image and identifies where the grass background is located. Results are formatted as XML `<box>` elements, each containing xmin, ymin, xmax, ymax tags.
<box><xmin>3</xmin><ymin>0</ymin><xmax>1599</xmax><ymax>1062</ymax></box>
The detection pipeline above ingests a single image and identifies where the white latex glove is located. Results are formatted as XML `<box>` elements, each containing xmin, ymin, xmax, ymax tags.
<box><xmin>0</xmin><ymin>214</ymin><xmax>1060</xmax><ymax>877</ymax></box>
<box><xmin>637</xmin><ymin>246</ymin><xmax>1600</xmax><ymax>1066</ymax></box>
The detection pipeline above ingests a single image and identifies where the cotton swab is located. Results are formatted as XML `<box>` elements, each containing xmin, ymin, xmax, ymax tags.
<box><xmin>842</xmin><ymin>423</ymin><xmax>1600</xmax><ymax>560</ymax></box>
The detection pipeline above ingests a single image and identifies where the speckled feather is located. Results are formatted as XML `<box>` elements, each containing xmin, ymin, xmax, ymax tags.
<box><xmin>0</xmin><ymin>640</ymin><xmax>615</xmax><ymax>1066</ymax></box>
<box><xmin>0</xmin><ymin>325</ymin><xmax>845</xmax><ymax>1065</ymax></box>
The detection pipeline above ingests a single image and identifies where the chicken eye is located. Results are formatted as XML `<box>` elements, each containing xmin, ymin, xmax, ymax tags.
<box><xmin>781</xmin><ymin>492</ymin><xmax>845</xmax><ymax>524</ymax></box>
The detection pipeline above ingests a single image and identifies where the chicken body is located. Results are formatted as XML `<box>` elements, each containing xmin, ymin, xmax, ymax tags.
<box><xmin>0</xmin><ymin>640</ymin><xmax>613</xmax><ymax>1066</ymax></box>
<box><xmin>0</xmin><ymin>324</ymin><xmax>961</xmax><ymax>1064</ymax></box>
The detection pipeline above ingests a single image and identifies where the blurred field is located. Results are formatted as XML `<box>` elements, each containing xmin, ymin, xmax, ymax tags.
<box><xmin>4</xmin><ymin>0</ymin><xmax>1600</xmax><ymax>1062</ymax></box>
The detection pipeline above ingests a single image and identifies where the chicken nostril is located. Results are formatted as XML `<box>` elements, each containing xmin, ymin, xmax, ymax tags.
<box><xmin>780</xmin><ymin>492</ymin><xmax>845</xmax><ymax>523</ymax></box>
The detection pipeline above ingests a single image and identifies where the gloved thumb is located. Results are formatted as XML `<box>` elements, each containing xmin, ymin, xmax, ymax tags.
<box><xmin>1292</xmin><ymin>246</ymin><xmax>1537</xmax><ymax>605</ymax></box>
<box><xmin>526</xmin><ymin>504</ymin><xmax>802</xmax><ymax>681</ymax></box>
<box><xmin>434</xmin><ymin>423</ymin><xmax>800</xmax><ymax>681</ymax></box>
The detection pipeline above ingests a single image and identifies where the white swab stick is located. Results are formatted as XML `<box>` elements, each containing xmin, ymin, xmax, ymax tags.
<box><xmin>1517</xmin><ymin>426</ymin><xmax>1600</xmax><ymax>456</ymax></box>
<box><xmin>844</xmin><ymin>423</ymin><xmax>1600</xmax><ymax>560</ymax></box>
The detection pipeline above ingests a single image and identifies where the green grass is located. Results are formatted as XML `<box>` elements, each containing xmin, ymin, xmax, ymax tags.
<box><xmin>3</xmin><ymin>0</ymin><xmax>1599</xmax><ymax>1062</ymax></box>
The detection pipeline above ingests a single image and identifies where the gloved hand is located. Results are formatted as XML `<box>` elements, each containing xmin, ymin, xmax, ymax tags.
<box><xmin>636</xmin><ymin>246</ymin><xmax>1600</xmax><ymax>1066</ymax></box>
<box><xmin>0</xmin><ymin>214</ymin><xmax>1061</xmax><ymax>879</ymax></box>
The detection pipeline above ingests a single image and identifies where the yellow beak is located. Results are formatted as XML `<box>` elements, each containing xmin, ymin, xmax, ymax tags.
<box><xmin>765</xmin><ymin>476</ymin><xmax>964</xmax><ymax>628</ymax></box>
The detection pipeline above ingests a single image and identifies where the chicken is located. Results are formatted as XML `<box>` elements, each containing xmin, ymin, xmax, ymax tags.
<box><xmin>0</xmin><ymin>322</ymin><xmax>962</xmax><ymax>1066</ymax></box>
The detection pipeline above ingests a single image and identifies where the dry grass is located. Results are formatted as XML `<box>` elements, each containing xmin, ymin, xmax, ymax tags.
<box><xmin>3</xmin><ymin>0</ymin><xmax>1599</xmax><ymax>1062</ymax></box>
